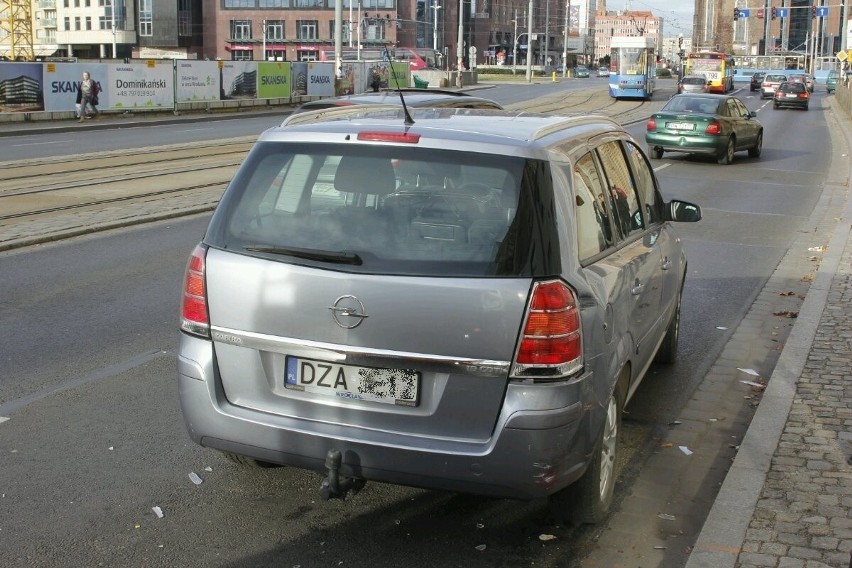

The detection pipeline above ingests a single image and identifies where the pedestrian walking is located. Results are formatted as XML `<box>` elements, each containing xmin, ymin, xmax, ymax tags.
<box><xmin>76</xmin><ymin>71</ymin><xmax>100</xmax><ymax>122</ymax></box>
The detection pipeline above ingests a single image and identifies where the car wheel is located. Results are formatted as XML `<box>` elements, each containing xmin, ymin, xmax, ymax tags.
<box><xmin>652</xmin><ymin>146</ymin><xmax>664</xmax><ymax>159</ymax></box>
<box><xmin>654</xmin><ymin>282</ymin><xmax>682</xmax><ymax>364</ymax></box>
<box><xmin>748</xmin><ymin>131</ymin><xmax>763</xmax><ymax>158</ymax></box>
<box><xmin>221</xmin><ymin>451</ymin><xmax>281</xmax><ymax>468</ymax></box>
<box><xmin>717</xmin><ymin>137</ymin><xmax>735</xmax><ymax>165</ymax></box>
<box><xmin>549</xmin><ymin>389</ymin><xmax>621</xmax><ymax>524</ymax></box>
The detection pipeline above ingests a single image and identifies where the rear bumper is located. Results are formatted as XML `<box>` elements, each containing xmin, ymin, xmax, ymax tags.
<box><xmin>774</xmin><ymin>98</ymin><xmax>808</xmax><ymax>109</ymax></box>
<box><xmin>177</xmin><ymin>334</ymin><xmax>594</xmax><ymax>500</ymax></box>
<box><xmin>645</xmin><ymin>133</ymin><xmax>723</xmax><ymax>156</ymax></box>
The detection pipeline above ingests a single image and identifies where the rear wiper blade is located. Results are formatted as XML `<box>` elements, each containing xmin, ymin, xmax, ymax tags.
<box><xmin>245</xmin><ymin>245</ymin><xmax>363</xmax><ymax>265</ymax></box>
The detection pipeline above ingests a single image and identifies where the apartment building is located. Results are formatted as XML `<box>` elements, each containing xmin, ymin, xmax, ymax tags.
<box><xmin>593</xmin><ymin>9</ymin><xmax>663</xmax><ymax>65</ymax></box>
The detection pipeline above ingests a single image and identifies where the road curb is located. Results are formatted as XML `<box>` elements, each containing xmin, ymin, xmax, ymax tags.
<box><xmin>685</xmin><ymin>89</ymin><xmax>852</xmax><ymax>568</ymax></box>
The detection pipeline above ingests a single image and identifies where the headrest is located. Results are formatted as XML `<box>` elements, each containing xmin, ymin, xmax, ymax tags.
<box><xmin>334</xmin><ymin>155</ymin><xmax>397</xmax><ymax>195</ymax></box>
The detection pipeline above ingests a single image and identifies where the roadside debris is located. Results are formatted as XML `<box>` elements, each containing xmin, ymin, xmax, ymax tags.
<box><xmin>658</xmin><ymin>513</ymin><xmax>676</xmax><ymax>521</ymax></box>
<box><xmin>715</xmin><ymin>326</ymin><xmax>728</xmax><ymax>330</ymax></box>
<box><xmin>539</xmin><ymin>534</ymin><xmax>557</xmax><ymax>541</ymax></box>
<box><xmin>679</xmin><ymin>446</ymin><xmax>693</xmax><ymax>456</ymax></box>
<box><xmin>808</xmin><ymin>245</ymin><xmax>826</xmax><ymax>252</ymax></box>
<box><xmin>773</xmin><ymin>309</ymin><xmax>799</xmax><ymax>318</ymax></box>
<box><xmin>779</xmin><ymin>291</ymin><xmax>795</xmax><ymax>296</ymax></box>
<box><xmin>188</xmin><ymin>472</ymin><xmax>203</xmax><ymax>485</ymax></box>
<box><xmin>740</xmin><ymin>380</ymin><xmax>766</xmax><ymax>389</ymax></box>
<box><xmin>152</xmin><ymin>506</ymin><xmax>164</xmax><ymax>519</ymax></box>
<box><xmin>737</xmin><ymin>368</ymin><xmax>760</xmax><ymax>377</ymax></box>
<box><xmin>475</xmin><ymin>544</ymin><xmax>487</xmax><ymax>551</ymax></box>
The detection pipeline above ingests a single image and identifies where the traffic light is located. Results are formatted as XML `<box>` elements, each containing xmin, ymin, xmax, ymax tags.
<box><xmin>734</xmin><ymin>7</ymin><xmax>739</xmax><ymax>20</ymax></box>
<box><xmin>771</xmin><ymin>7</ymin><xmax>776</xmax><ymax>20</ymax></box>
<box><xmin>678</xmin><ymin>36</ymin><xmax>683</xmax><ymax>48</ymax></box>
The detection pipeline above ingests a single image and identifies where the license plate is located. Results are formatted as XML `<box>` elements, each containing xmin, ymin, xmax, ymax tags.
<box><xmin>285</xmin><ymin>356</ymin><xmax>420</xmax><ymax>407</ymax></box>
<box><xmin>785</xmin><ymin>93</ymin><xmax>797</xmax><ymax>98</ymax></box>
<box><xmin>667</xmin><ymin>122</ymin><xmax>695</xmax><ymax>131</ymax></box>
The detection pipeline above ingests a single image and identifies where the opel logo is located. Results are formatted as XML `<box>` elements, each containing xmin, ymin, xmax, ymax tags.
<box><xmin>329</xmin><ymin>295</ymin><xmax>368</xmax><ymax>329</ymax></box>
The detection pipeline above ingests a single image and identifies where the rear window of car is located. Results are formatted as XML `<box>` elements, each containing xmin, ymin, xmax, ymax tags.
<box><xmin>766</xmin><ymin>75</ymin><xmax>787</xmax><ymax>82</ymax></box>
<box><xmin>779</xmin><ymin>82</ymin><xmax>806</xmax><ymax>93</ymax></box>
<box><xmin>204</xmin><ymin>142</ymin><xmax>561</xmax><ymax>277</ymax></box>
<box><xmin>681</xmin><ymin>77</ymin><xmax>706</xmax><ymax>85</ymax></box>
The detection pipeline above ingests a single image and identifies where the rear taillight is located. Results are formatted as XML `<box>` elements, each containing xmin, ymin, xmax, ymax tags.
<box><xmin>646</xmin><ymin>117</ymin><xmax>657</xmax><ymax>131</ymax></box>
<box><xmin>799</xmin><ymin>92</ymin><xmax>809</xmax><ymax>99</ymax></box>
<box><xmin>513</xmin><ymin>280</ymin><xmax>583</xmax><ymax>378</ymax></box>
<box><xmin>180</xmin><ymin>244</ymin><xmax>210</xmax><ymax>338</ymax></box>
<box><xmin>705</xmin><ymin>121</ymin><xmax>722</xmax><ymax>135</ymax></box>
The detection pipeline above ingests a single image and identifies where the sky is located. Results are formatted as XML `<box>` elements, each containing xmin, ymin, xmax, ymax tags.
<box><xmin>621</xmin><ymin>0</ymin><xmax>695</xmax><ymax>36</ymax></box>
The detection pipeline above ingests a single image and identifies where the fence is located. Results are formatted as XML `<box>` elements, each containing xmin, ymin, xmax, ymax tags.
<box><xmin>0</xmin><ymin>59</ymin><xmax>411</xmax><ymax>122</ymax></box>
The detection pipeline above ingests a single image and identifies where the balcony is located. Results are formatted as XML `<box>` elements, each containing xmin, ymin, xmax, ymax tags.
<box><xmin>37</xmin><ymin>0</ymin><xmax>56</xmax><ymax>8</ymax></box>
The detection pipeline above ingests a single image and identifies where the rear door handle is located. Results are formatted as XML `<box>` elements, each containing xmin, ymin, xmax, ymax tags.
<box><xmin>631</xmin><ymin>279</ymin><xmax>644</xmax><ymax>296</ymax></box>
<box><xmin>662</xmin><ymin>257</ymin><xmax>672</xmax><ymax>270</ymax></box>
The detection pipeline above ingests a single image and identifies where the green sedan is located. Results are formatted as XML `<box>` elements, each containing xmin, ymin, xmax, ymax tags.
<box><xmin>645</xmin><ymin>94</ymin><xmax>763</xmax><ymax>165</ymax></box>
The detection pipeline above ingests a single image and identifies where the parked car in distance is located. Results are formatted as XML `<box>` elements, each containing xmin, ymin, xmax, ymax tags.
<box><xmin>598</xmin><ymin>66</ymin><xmax>610</xmax><ymax>77</ymax></box>
<box><xmin>773</xmin><ymin>81</ymin><xmax>809</xmax><ymax>110</ymax></box>
<box><xmin>645</xmin><ymin>93</ymin><xmax>763</xmax><ymax>164</ymax></box>
<box><xmin>292</xmin><ymin>88</ymin><xmax>504</xmax><ymax>115</ymax></box>
<box><xmin>826</xmin><ymin>69</ymin><xmax>838</xmax><ymax>93</ymax></box>
<box><xmin>178</xmin><ymin>105</ymin><xmax>702</xmax><ymax>525</ymax></box>
<box><xmin>749</xmin><ymin>72</ymin><xmax>766</xmax><ymax>92</ymax></box>
<box><xmin>575</xmin><ymin>65</ymin><xmax>590</xmax><ymax>78</ymax></box>
<box><xmin>677</xmin><ymin>75</ymin><xmax>709</xmax><ymax>94</ymax></box>
<box><xmin>760</xmin><ymin>73</ymin><xmax>788</xmax><ymax>99</ymax></box>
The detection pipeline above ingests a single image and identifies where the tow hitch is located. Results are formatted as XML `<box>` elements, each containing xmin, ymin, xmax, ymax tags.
<box><xmin>319</xmin><ymin>449</ymin><xmax>365</xmax><ymax>500</ymax></box>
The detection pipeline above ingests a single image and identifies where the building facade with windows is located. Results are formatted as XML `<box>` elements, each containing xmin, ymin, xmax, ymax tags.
<box><xmin>52</xmin><ymin>0</ymin><xmax>136</xmax><ymax>59</ymax></box>
<box><xmin>593</xmin><ymin>9</ymin><xmax>662</xmax><ymax>66</ymax></box>
<box><xmin>133</xmin><ymin>0</ymin><xmax>203</xmax><ymax>59</ymax></box>
<box><xmin>201</xmin><ymin>0</ymin><xmax>397</xmax><ymax>63</ymax></box>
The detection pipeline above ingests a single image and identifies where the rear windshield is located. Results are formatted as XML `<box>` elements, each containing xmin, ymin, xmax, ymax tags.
<box><xmin>681</xmin><ymin>77</ymin><xmax>706</xmax><ymax>85</ymax></box>
<box><xmin>766</xmin><ymin>75</ymin><xmax>787</xmax><ymax>82</ymax></box>
<box><xmin>204</xmin><ymin>142</ymin><xmax>560</xmax><ymax>277</ymax></box>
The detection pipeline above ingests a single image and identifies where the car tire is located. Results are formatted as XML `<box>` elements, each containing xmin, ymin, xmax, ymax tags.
<box><xmin>748</xmin><ymin>131</ymin><xmax>763</xmax><ymax>158</ymax></box>
<box><xmin>717</xmin><ymin>137</ymin><xmax>735</xmax><ymax>165</ymax></box>
<box><xmin>221</xmin><ymin>451</ymin><xmax>281</xmax><ymax>468</ymax></box>
<box><xmin>652</xmin><ymin>147</ymin><xmax>664</xmax><ymax>159</ymax></box>
<box><xmin>654</xmin><ymin>281</ymin><xmax>683</xmax><ymax>364</ymax></box>
<box><xmin>549</xmin><ymin>388</ymin><xmax>622</xmax><ymax>524</ymax></box>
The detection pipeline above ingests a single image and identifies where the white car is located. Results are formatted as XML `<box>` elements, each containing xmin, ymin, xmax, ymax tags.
<box><xmin>597</xmin><ymin>66</ymin><xmax>610</xmax><ymax>77</ymax></box>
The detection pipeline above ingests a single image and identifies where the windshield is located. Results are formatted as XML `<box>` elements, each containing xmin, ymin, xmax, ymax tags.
<box><xmin>615</xmin><ymin>48</ymin><xmax>648</xmax><ymax>75</ymax></box>
<box><xmin>205</xmin><ymin>142</ymin><xmax>560</xmax><ymax>277</ymax></box>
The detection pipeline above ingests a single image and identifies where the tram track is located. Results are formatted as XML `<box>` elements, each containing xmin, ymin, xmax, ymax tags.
<box><xmin>0</xmin><ymin>86</ymin><xmax>671</xmax><ymax>251</ymax></box>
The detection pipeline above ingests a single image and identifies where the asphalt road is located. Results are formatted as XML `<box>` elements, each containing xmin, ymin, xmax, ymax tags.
<box><xmin>0</xmin><ymin>82</ymin><xmax>836</xmax><ymax>567</ymax></box>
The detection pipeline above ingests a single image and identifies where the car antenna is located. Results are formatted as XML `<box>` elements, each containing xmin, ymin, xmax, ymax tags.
<box><xmin>384</xmin><ymin>47</ymin><xmax>414</xmax><ymax>126</ymax></box>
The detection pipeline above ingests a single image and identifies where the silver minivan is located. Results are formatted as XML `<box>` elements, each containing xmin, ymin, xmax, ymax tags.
<box><xmin>178</xmin><ymin>106</ymin><xmax>701</xmax><ymax>523</ymax></box>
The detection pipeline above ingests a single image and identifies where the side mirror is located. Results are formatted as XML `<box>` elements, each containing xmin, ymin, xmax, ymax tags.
<box><xmin>664</xmin><ymin>199</ymin><xmax>702</xmax><ymax>222</ymax></box>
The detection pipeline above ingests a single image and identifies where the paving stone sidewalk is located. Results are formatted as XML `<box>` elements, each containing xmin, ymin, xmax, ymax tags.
<box><xmin>687</xmin><ymin>97</ymin><xmax>852</xmax><ymax>568</ymax></box>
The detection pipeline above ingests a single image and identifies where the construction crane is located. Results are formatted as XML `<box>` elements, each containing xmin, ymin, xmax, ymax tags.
<box><xmin>0</xmin><ymin>0</ymin><xmax>35</xmax><ymax>61</ymax></box>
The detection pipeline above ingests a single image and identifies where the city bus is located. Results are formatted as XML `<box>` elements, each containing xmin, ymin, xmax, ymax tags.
<box><xmin>685</xmin><ymin>51</ymin><xmax>735</xmax><ymax>93</ymax></box>
<box><xmin>317</xmin><ymin>47</ymin><xmax>441</xmax><ymax>70</ymax></box>
<box><xmin>608</xmin><ymin>36</ymin><xmax>656</xmax><ymax>100</ymax></box>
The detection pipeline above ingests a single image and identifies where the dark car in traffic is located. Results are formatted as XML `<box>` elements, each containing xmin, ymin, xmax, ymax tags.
<box><xmin>773</xmin><ymin>81</ymin><xmax>809</xmax><ymax>110</ymax></box>
<box><xmin>645</xmin><ymin>93</ymin><xmax>763</xmax><ymax>165</ymax></box>
<box><xmin>749</xmin><ymin>72</ymin><xmax>766</xmax><ymax>92</ymax></box>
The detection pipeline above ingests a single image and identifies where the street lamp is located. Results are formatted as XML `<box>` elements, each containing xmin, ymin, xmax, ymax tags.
<box><xmin>432</xmin><ymin>2</ymin><xmax>441</xmax><ymax>51</ymax></box>
<box><xmin>456</xmin><ymin>0</ymin><xmax>463</xmax><ymax>87</ymax></box>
